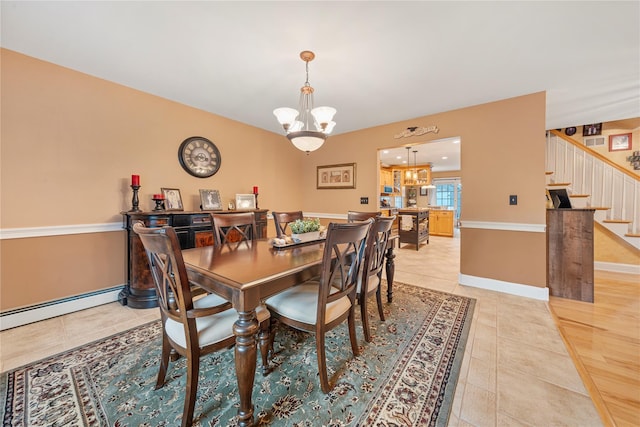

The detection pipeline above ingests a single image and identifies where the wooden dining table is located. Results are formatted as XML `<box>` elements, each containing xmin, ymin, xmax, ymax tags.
<box><xmin>181</xmin><ymin>238</ymin><xmax>396</xmax><ymax>426</ymax></box>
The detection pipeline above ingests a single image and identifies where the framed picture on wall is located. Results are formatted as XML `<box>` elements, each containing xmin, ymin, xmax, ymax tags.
<box><xmin>317</xmin><ymin>163</ymin><xmax>356</xmax><ymax>189</ymax></box>
<box><xmin>582</xmin><ymin>123</ymin><xmax>602</xmax><ymax>136</ymax></box>
<box><xmin>609</xmin><ymin>133</ymin><xmax>632</xmax><ymax>152</ymax></box>
<box><xmin>161</xmin><ymin>188</ymin><xmax>184</xmax><ymax>211</ymax></box>
<box><xmin>420</xmin><ymin>187</ymin><xmax>428</xmax><ymax>196</ymax></box>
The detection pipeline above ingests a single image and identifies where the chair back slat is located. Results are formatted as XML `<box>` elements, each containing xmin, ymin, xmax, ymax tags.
<box><xmin>133</xmin><ymin>222</ymin><xmax>194</xmax><ymax>325</ymax></box>
<box><xmin>272</xmin><ymin>211</ymin><xmax>304</xmax><ymax>237</ymax></box>
<box><xmin>363</xmin><ymin>216</ymin><xmax>396</xmax><ymax>281</ymax></box>
<box><xmin>317</xmin><ymin>220</ymin><xmax>372</xmax><ymax>324</ymax></box>
<box><xmin>211</xmin><ymin>212</ymin><xmax>257</xmax><ymax>245</ymax></box>
<box><xmin>347</xmin><ymin>210</ymin><xmax>381</xmax><ymax>223</ymax></box>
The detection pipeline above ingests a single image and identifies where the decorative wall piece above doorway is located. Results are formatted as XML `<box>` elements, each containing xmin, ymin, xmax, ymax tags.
<box><xmin>394</xmin><ymin>125</ymin><xmax>439</xmax><ymax>139</ymax></box>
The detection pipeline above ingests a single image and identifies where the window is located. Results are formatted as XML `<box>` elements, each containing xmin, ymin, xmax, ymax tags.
<box><xmin>436</xmin><ymin>184</ymin><xmax>455</xmax><ymax>207</ymax></box>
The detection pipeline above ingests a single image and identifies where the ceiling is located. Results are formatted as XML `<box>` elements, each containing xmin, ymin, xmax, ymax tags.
<box><xmin>379</xmin><ymin>137</ymin><xmax>461</xmax><ymax>171</ymax></box>
<box><xmin>2</xmin><ymin>1</ymin><xmax>639</xmax><ymax>170</ymax></box>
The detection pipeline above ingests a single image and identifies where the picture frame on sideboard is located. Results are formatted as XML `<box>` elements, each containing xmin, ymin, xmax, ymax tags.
<box><xmin>161</xmin><ymin>188</ymin><xmax>184</xmax><ymax>211</ymax></box>
<box><xmin>235</xmin><ymin>194</ymin><xmax>256</xmax><ymax>210</ymax></box>
<box><xmin>199</xmin><ymin>189</ymin><xmax>222</xmax><ymax>211</ymax></box>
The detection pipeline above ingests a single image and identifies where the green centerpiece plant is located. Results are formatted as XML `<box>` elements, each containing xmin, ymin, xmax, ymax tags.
<box><xmin>289</xmin><ymin>218</ymin><xmax>321</xmax><ymax>234</ymax></box>
<box><xmin>289</xmin><ymin>218</ymin><xmax>323</xmax><ymax>242</ymax></box>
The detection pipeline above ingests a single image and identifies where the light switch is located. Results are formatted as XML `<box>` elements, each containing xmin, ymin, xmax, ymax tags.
<box><xmin>360</xmin><ymin>197</ymin><xmax>369</xmax><ymax>204</ymax></box>
<box><xmin>509</xmin><ymin>195</ymin><xmax>517</xmax><ymax>205</ymax></box>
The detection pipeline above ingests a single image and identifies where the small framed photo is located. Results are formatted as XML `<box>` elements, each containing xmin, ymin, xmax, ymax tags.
<box><xmin>235</xmin><ymin>194</ymin><xmax>256</xmax><ymax>210</ymax></box>
<box><xmin>609</xmin><ymin>133</ymin><xmax>632</xmax><ymax>152</ymax></box>
<box><xmin>317</xmin><ymin>163</ymin><xmax>356</xmax><ymax>189</ymax></box>
<box><xmin>161</xmin><ymin>188</ymin><xmax>184</xmax><ymax>211</ymax></box>
<box><xmin>199</xmin><ymin>189</ymin><xmax>222</xmax><ymax>211</ymax></box>
<box><xmin>420</xmin><ymin>187</ymin><xmax>428</xmax><ymax>196</ymax></box>
<box><xmin>582</xmin><ymin>123</ymin><xmax>602</xmax><ymax>136</ymax></box>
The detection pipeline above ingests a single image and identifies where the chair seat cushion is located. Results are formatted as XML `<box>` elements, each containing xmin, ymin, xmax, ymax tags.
<box><xmin>265</xmin><ymin>282</ymin><xmax>351</xmax><ymax>325</ymax></box>
<box><xmin>193</xmin><ymin>292</ymin><xmax>229</xmax><ymax>308</ymax></box>
<box><xmin>165</xmin><ymin>302</ymin><xmax>270</xmax><ymax>348</ymax></box>
<box><xmin>357</xmin><ymin>273</ymin><xmax>380</xmax><ymax>294</ymax></box>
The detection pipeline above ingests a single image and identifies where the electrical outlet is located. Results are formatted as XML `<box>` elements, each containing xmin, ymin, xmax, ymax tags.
<box><xmin>360</xmin><ymin>197</ymin><xmax>369</xmax><ymax>204</ymax></box>
<box><xmin>509</xmin><ymin>195</ymin><xmax>517</xmax><ymax>205</ymax></box>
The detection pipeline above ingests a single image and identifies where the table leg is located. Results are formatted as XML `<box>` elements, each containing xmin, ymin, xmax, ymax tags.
<box><xmin>233</xmin><ymin>310</ymin><xmax>258</xmax><ymax>427</ymax></box>
<box><xmin>385</xmin><ymin>243</ymin><xmax>396</xmax><ymax>303</ymax></box>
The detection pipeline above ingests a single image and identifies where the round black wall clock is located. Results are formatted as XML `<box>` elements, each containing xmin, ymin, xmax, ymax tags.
<box><xmin>178</xmin><ymin>136</ymin><xmax>221</xmax><ymax>178</ymax></box>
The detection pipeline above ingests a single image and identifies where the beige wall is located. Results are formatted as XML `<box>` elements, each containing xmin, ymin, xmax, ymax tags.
<box><xmin>1</xmin><ymin>233</ymin><xmax>125</xmax><ymax>309</ymax></box>
<box><xmin>1</xmin><ymin>49</ymin><xmax>304</xmax><ymax>310</ymax></box>
<box><xmin>300</xmin><ymin>92</ymin><xmax>548</xmax><ymax>288</ymax></box>
<box><xmin>1</xmin><ymin>49</ymin><xmax>306</xmax><ymax>228</ymax></box>
<box><xmin>2</xmin><ymin>49</ymin><xmax>548</xmax><ymax>311</ymax></box>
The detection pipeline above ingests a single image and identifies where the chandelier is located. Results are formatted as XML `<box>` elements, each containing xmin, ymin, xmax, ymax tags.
<box><xmin>273</xmin><ymin>51</ymin><xmax>336</xmax><ymax>154</ymax></box>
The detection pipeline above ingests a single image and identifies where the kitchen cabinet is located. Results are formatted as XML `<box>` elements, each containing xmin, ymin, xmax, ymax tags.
<box><xmin>380</xmin><ymin>168</ymin><xmax>393</xmax><ymax>187</ymax></box>
<box><xmin>392</xmin><ymin>169</ymin><xmax>403</xmax><ymax>192</ymax></box>
<box><xmin>430</xmin><ymin>209</ymin><xmax>454</xmax><ymax>237</ymax></box>
<box><xmin>417</xmin><ymin>168</ymin><xmax>431</xmax><ymax>185</ymax></box>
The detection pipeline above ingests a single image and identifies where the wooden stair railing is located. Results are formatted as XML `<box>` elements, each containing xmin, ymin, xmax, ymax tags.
<box><xmin>546</xmin><ymin>130</ymin><xmax>640</xmax><ymax>248</ymax></box>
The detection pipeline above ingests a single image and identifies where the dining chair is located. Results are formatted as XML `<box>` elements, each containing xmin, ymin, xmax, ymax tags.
<box><xmin>211</xmin><ymin>212</ymin><xmax>257</xmax><ymax>245</ymax></box>
<box><xmin>133</xmin><ymin>222</ymin><xmax>271</xmax><ymax>427</ymax></box>
<box><xmin>359</xmin><ymin>215</ymin><xmax>395</xmax><ymax>342</ymax></box>
<box><xmin>272</xmin><ymin>210</ymin><xmax>304</xmax><ymax>237</ymax></box>
<box><xmin>347</xmin><ymin>210</ymin><xmax>381</xmax><ymax>222</ymax></box>
<box><xmin>265</xmin><ymin>220</ymin><xmax>372</xmax><ymax>393</ymax></box>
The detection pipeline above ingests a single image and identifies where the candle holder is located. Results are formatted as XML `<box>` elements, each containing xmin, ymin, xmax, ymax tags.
<box><xmin>129</xmin><ymin>185</ymin><xmax>142</xmax><ymax>212</ymax></box>
<box><xmin>254</xmin><ymin>193</ymin><xmax>259</xmax><ymax>209</ymax></box>
<box><xmin>152</xmin><ymin>196</ymin><xmax>165</xmax><ymax>211</ymax></box>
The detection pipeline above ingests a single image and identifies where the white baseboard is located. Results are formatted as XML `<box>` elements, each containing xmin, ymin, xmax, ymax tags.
<box><xmin>595</xmin><ymin>261</ymin><xmax>640</xmax><ymax>274</ymax></box>
<box><xmin>459</xmin><ymin>273</ymin><xmax>549</xmax><ymax>301</ymax></box>
<box><xmin>0</xmin><ymin>286</ymin><xmax>124</xmax><ymax>331</ymax></box>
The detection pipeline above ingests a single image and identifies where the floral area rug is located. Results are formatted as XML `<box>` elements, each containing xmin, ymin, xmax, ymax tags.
<box><xmin>0</xmin><ymin>282</ymin><xmax>475</xmax><ymax>426</ymax></box>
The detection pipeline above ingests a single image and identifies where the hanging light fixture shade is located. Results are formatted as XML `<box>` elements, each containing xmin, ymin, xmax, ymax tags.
<box><xmin>273</xmin><ymin>51</ymin><xmax>336</xmax><ymax>154</ymax></box>
<box><xmin>405</xmin><ymin>147</ymin><xmax>413</xmax><ymax>182</ymax></box>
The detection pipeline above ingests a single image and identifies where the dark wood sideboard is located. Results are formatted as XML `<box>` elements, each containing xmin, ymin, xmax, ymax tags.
<box><xmin>546</xmin><ymin>208</ymin><xmax>595</xmax><ymax>302</ymax></box>
<box><xmin>398</xmin><ymin>208</ymin><xmax>429</xmax><ymax>250</ymax></box>
<box><xmin>120</xmin><ymin>209</ymin><xmax>268</xmax><ymax>308</ymax></box>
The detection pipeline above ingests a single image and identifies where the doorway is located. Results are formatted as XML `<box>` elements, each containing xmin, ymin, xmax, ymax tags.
<box><xmin>431</xmin><ymin>178</ymin><xmax>462</xmax><ymax>227</ymax></box>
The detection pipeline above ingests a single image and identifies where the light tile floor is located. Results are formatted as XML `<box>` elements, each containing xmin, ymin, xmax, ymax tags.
<box><xmin>393</xmin><ymin>234</ymin><xmax>602</xmax><ymax>427</ymax></box>
<box><xmin>1</xmin><ymin>234</ymin><xmax>604</xmax><ymax>426</ymax></box>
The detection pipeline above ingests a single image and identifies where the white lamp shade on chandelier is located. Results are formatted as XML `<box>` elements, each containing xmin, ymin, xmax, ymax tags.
<box><xmin>273</xmin><ymin>51</ymin><xmax>336</xmax><ymax>154</ymax></box>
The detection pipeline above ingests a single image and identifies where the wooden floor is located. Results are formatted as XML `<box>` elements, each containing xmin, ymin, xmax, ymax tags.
<box><xmin>548</xmin><ymin>270</ymin><xmax>640</xmax><ymax>427</ymax></box>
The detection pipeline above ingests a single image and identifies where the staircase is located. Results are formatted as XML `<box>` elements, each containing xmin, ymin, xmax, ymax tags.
<box><xmin>546</xmin><ymin>129</ymin><xmax>640</xmax><ymax>250</ymax></box>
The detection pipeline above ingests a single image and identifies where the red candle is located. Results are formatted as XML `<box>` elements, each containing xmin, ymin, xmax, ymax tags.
<box><xmin>153</xmin><ymin>193</ymin><xmax>164</xmax><ymax>200</ymax></box>
<box><xmin>131</xmin><ymin>174</ymin><xmax>140</xmax><ymax>186</ymax></box>
<box><xmin>253</xmin><ymin>186</ymin><xmax>258</xmax><ymax>194</ymax></box>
